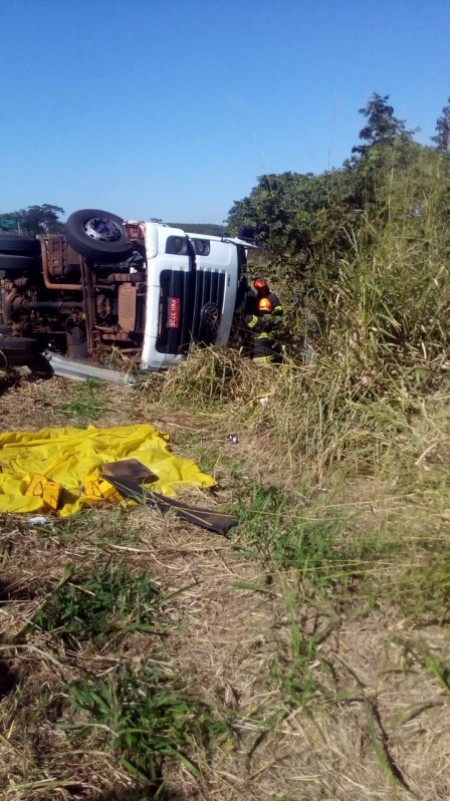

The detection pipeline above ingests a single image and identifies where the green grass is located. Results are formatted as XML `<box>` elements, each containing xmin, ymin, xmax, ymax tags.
<box><xmin>271</xmin><ymin>585</ymin><xmax>321</xmax><ymax>708</ymax></box>
<box><xmin>0</xmin><ymin>502</ymin><xmax>229</xmax><ymax>800</ymax></box>
<box><xmin>390</xmin><ymin>548</ymin><xmax>450</xmax><ymax>623</ymax></box>
<box><xmin>57</xmin><ymin>378</ymin><xmax>108</xmax><ymax>425</ymax></box>
<box><xmin>66</xmin><ymin>662</ymin><xmax>227</xmax><ymax>790</ymax></box>
<box><xmin>234</xmin><ymin>484</ymin><xmax>288</xmax><ymax>567</ymax></box>
<box><xmin>34</xmin><ymin>562</ymin><xmax>162</xmax><ymax>646</ymax></box>
<box><xmin>229</xmin><ymin>454</ymin><xmax>450</xmax><ymax>722</ymax></box>
<box><xmin>237</xmin><ymin>482</ymin><xmax>450</xmax><ymax>621</ymax></box>
<box><xmin>43</xmin><ymin>504</ymin><xmax>146</xmax><ymax>548</ymax></box>
<box><xmin>393</xmin><ymin>636</ymin><xmax>450</xmax><ymax>696</ymax></box>
<box><xmin>236</xmin><ymin>486</ymin><xmax>358</xmax><ymax>596</ymax></box>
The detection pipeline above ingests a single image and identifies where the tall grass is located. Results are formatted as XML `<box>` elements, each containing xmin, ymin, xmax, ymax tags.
<box><xmin>261</xmin><ymin>152</ymin><xmax>450</xmax><ymax>476</ymax></box>
<box><xmin>314</xmin><ymin>148</ymin><xmax>450</xmax><ymax>360</ymax></box>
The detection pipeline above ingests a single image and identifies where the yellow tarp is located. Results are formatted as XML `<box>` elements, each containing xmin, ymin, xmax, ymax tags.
<box><xmin>0</xmin><ymin>424</ymin><xmax>214</xmax><ymax>517</ymax></box>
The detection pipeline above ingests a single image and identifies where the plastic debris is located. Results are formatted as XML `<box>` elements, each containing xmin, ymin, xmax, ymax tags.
<box><xmin>227</xmin><ymin>434</ymin><xmax>239</xmax><ymax>444</ymax></box>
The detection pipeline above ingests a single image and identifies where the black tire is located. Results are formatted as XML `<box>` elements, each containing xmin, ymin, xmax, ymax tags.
<box><xmin>0</xmin><ymin>336</ymin><xmax>39</xmax><ymax>367</ymax></box>
<box><xmin>0</xmin><ymin>236</ymin><xmax>40</xmax><ymax>257</ymax></box>
<box><xmin>65</xmin><ymin>208</ymin><xmax>133</xmax><ymax>263</ymax></box>
<box><xmin>28</xmin><ymin>353</ymin><xmax>54</xmax><ymax>378</ymax></box>
<box><xmin>0</xmin><ymin>254</ymin><xmax>41</xmax><ymax>272</ymax></box>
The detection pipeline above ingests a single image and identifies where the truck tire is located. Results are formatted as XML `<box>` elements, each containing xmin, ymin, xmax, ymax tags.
<box><xmin>0</xmin><ymin>254</ymin><xmax>41</xmax><ymax>271</ymax></box>
<box><xmin>0</xmin><ymin>336</ymin><xmax>39</xmax><ymax>367</ymax></box>
<box><xmin>0</xmin><ymin>236</ymin><xmax>40</xmax><ymax>257</ymax></box>
<box><xmin>65</xmin><ymin>209</ymin><xmax>133</xmax><ymax>263</ymax></box>
<box><xmin>28</xmin><ymin>352</ymin><xmax>54</xmax><ymax>378</ymax></box>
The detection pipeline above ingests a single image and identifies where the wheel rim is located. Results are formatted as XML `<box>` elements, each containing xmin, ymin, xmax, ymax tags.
<box><xmin>83</xmin><ymin>217</ymin><xmax>122</xmax><ymax>242</ymax></box>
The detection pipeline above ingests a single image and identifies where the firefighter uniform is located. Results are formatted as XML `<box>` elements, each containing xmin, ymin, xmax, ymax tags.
<box><xmin>245</xmin><ymin>279</ymin><xmax>283</xmax><ymax>364</ymax></box>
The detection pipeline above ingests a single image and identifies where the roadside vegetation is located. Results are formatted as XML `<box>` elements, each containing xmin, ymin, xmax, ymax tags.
<box><xmin>1</xmin><ymin>93</ymin><xmax>450</xmax><ymax>799</ymax></box>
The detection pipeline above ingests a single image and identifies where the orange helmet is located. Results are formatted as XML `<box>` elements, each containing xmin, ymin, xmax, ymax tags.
<box><xmin>257</xmin><ymin>296</ymin><xmax>273</xmax><ymax>313</ymax></box>
<box><xmin>253</xmin><ymin>278</ymin><xmax>269</xmax><ymax>292</ymax></box>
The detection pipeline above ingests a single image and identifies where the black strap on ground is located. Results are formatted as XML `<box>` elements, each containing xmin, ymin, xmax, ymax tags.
<box><xmin>106</xmin><ymin>475</ymin><xmax>238</xmax><ymax>536</ymax></box>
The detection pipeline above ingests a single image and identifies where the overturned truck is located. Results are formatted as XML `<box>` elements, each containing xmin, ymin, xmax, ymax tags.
<box><xmin>0</xmin><ymin>209</ymin><xmax>251</xmax><ymax>374</ymax></box>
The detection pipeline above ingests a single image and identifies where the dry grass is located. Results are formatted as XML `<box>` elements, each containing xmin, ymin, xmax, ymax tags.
<box><xmin>1</xmin><ymin>367</ymin><xmax>450</xmax><ymax>800</ymax></box>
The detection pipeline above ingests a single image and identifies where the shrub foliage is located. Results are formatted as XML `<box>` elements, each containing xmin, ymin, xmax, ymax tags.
<box><xmin>228</xmin><ymin>94</ymin><xmax>450</xmax><ymax>371</ymax></box>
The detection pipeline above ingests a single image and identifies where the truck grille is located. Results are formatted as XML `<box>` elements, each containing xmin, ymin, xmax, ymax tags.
<box><xmin>156</xmin><ymin>269</ymin><xmax>225</xmax><ymax>354</ymax></box>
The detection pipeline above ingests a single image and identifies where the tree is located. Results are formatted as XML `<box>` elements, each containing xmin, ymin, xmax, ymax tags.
<box><xmin>14</xmin><ymin>204</ymin><xmax>65</xmax><ymax>236</ymax></box>
<box><xmin>352</xmin><ymin>93</ymin><xmax>410</xmax><ymax>155</ymax></box>
<box><xmin>227</xmin><ymin>169</ymin><xmax>365</xmax><ymax>290</ymax></box>
<box><xmin>432</xmin><ymin>98</ymin><xmax>450</xmax><ymax>151</ymax></box>
<box><xmin>227</xmin><ymin>96</ymin><xmax>441</xmax><ymax>306</ymax></box>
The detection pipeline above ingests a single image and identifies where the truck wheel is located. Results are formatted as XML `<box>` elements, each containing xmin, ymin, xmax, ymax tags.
<box><xmin>65</xmin><ymin>209</ymin><xmax>133</xmax><ymax>263</ymax></box>
<box><xmin>0</xmin><ymin>336</ymin><xmax>39</xmax><ymax>367</ymax></box>
<box><xmin>0</xmin><ymin>254</ymin><xmax>41</xmax><ymax>271</ymax></box>
<box><xmin>0</xmin><ymin>236</ymin><xmax>40</xmax><ymax>256</ymax></box>
<box><xmin>28</xmin><ymin>353</ymin><xmax>54</xmax><ymax>378</ymax></box>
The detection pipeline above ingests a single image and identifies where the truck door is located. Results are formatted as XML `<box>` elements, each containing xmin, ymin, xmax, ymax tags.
<box><xmin>142</xmin><ymin>225</ymin><xmax>195</xmax><ymax>368</ymax></box>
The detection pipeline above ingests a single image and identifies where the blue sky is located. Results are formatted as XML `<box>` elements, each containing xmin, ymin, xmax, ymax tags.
<box><xmin>1</xmin><ymin>0</ymin><xmax>449</xmax><ymax>223</ymax></box>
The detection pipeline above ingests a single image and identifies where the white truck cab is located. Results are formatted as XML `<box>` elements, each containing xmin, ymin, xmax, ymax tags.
<box><xmin>141</xmin><ymin>222</ymin><xmax>248</xmax><ymax>369</ymax></box>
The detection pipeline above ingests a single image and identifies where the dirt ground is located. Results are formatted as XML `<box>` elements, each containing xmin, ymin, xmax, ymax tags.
<box><xmin>1</xmin><ymin>372</ymin><xmax>450</xmax><ymax>801</ymax></box>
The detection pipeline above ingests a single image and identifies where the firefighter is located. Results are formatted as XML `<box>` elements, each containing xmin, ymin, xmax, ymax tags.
<box><xmin>253</xmin><ymin>277</ymin><xmax>283</xmax><ymax>315</ymax></box>
<box><xmin>245</xmin><ymin>278</ymin><xmax>283</xmax><ymax>364</ymax></box>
